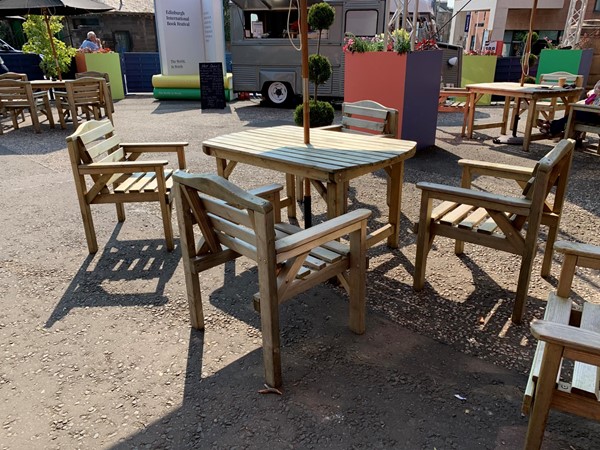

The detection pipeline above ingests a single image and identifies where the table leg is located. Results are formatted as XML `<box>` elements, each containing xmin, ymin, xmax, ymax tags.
<box><xmin>510</xmin><ymin>98</ymin><xmax>521</xmax><ymax>131</ymax></box>
<box><xmin>215</xmin><ymin>157</ymin><xmax>228</xmax><ymax>178</ymax></box>
<box><xmin>285</xmin><ymin>174</ymin><xmax>297</xmax><ymax>219</ymax></box>
<box><xmin>501</xmin><ymin>96</ymin><xmax>511</xmax><ymax>134</ymax></box>
<box><xmin>523</xmin><ymin>99</ymin><xmax>537</xmax><ymax>151</ymax></box>
<box><xmin>387</xmin><ymin>162</ymin><xmax>403</xmax><ymax>248</ymax></box>
<box><xmin>466</xmin><ymin>92</ymin><xmax>477</xmax><ymax>139</ymax></box>
<box><xmin>326</xmin><ymin>180</ymin><xmax>345</xmax><ymax>221</ymax></box>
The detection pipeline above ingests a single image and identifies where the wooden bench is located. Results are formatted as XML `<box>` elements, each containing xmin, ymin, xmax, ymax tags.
<box><xmin>66</xmin><ymin>119</ymin><xmax>188</xmax><ymax>253</ymax></box>
<box><xmin>523</xmin><ymin>240</ymin><xmax>600</xmax><ymax>449</ymax></box>
<box><xmin>438</xmin><ymin>87</ymin><xmax>469</xmax><ymax>113</ymax></box>
<box><xmin>173</xmin><ymin>171</ymin><xmax>371</xmax><ymax>388</ymax></box>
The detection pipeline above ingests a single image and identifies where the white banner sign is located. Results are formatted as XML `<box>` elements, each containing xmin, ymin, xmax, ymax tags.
<box><xmin>154</xmin><ymin>0</ymin><xmax>226</xmax><ymax>76</ymax></box>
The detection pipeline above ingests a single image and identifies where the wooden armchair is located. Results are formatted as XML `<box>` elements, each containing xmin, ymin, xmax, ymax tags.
<box><xmin>565</xmin><ymin>101</ymin><xmax>600</xmax><ymax>151</ymax></box>
<box><xmin>0</xmin><ymin>72</ymin><xmax>28</xmax><ymax>122</ymax></box>
<box><xmin>523</xmin><ymin>241</ymin><xmax>600</xmax><ymax>450</ymax></box>
<box><xmin>56</xmin><ymin>77</ymin><xmax>112</xmax><ymax>129</ymax></box>
<box><xmin>413</xmin><ymin>139</ymin><xmax>575</xmax><ymax>323</ymax></box>
<box><xmin>0</xmin><ymin>79</ymin><xmax>54</xmax><ymax>134</ymax></box>
<box><xmin>75</xmin><ymin>71</ymin><xmax>113</xmax><ymax>115</ymax></box>
<box><xmin>535</xmin><ymin>71</ymin><xmax>584</xmax><ymax>122</ymax></box>
<box><xmin>66</xmin><ymin>119</ymin><xmax>188</xmax><ymax>253</ymax></box>
<box><xmin>173</xmin><ymin>171</ymin><xmax>370</xmax><ymax>388</ymax></box>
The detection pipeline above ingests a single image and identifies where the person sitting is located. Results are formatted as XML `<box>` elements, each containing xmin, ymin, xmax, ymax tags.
<box><xmin>539</xmin><ymin>80</ymin><xmax>600</xmax><ymax>138</ymax></box>
<box><xmin>79</xmin><ymin>31</ymin><xmax>102</xmax><ymax>53</ymax></box>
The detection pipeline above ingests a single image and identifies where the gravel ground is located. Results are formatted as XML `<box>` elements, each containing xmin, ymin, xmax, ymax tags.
<box><xmin>1</xmin><ymin>96</ymin><xmax>600</xmax><ymax>449</ymax></box>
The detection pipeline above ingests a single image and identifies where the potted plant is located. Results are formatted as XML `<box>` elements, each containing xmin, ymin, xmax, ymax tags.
<box><xmin>294</xmin><ymin>2</ymin><xmax>335</xmax><ymax>128</ymax></box>
<box><xmin>22</xmin><ymin>15</ymin><xmax>77</xmax><ymax>79</ymax></box>
<box><xmin>343</xmin><ymin>29</ymin><xmax>442</xmax><ymax>148</ymax></box>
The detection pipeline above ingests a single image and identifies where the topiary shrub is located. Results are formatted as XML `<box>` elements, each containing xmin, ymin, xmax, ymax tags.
<box><xmin>294</xmin><ymin>100</ymin><xmax>334</xmax><ymax>127</ymax></box>
<box><xmin>308</xmin><ymin>54</ymin><xmax>332</xmax><ymax>88</ymax></box>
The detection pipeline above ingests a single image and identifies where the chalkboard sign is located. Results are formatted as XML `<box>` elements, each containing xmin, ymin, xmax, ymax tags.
<box><xmin>199</xmin><ymin>62</ymin><xmax>226</xmax><ymax>109</ymax></box>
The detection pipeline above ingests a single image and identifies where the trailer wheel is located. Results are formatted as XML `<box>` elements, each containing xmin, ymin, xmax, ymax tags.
<box><xmin>263</xmin><ymin>81</ymin><xmax>292</xmax><ymax>106</ymax></box>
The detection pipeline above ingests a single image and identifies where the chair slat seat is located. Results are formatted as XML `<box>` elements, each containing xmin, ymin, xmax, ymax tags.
<box><xmin>174</xmin><ymin>172</ymin><xmax>370</xmax><ymax>388</ymax></box>
<box><xmin>66</xmin><ymin>119</ymin><xmax>188</xmax><ymax>253</ymax></box>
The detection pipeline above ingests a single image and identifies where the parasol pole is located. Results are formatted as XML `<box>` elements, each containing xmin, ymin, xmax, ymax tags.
<box><xmin>300</xmin><ymin>0</ymin><xmax>310</xmax><ymax>144</ymax></box>
<box><xmin>43</xmin><ymin>10</ymin><xmax>62</xmax><ymax>81</ymax></box>
<box><xmin>299</xmin><ymin>0</ymin><xmax>312</xmax><ymax>227</ymax></box>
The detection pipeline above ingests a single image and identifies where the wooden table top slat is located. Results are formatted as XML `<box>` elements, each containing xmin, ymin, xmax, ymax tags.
<box><xmin>214</xmin><ymin>131</ymin><xmax>397</xmax><ymax>167</ymax></box>
<box><xmin>203</xmin><ymin>126</ymin><xmax>416</xmax><ymax>175</ymax></box>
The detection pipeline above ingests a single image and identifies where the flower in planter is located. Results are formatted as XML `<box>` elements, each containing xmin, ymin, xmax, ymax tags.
<box><xmin>415</xmin><ymin>38</ymin><xmax>438</xmax><ymax>51</ymax></box>
<box><xmin>343</xmin><ymin>29</ymin><xmax>415</xmax><ymax>55</ymax></box>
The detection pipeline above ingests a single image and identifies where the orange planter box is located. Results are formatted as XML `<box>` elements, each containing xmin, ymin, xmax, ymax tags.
<box><xmin>345</xmin><ymin>50</ymin><xmax>442</xmax><ymax>149</ymax></box>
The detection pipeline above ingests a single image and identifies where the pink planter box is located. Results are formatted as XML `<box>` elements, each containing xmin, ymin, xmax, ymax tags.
<box><xmin>345</xmin><ymin>50</ymin><xmax>442</xmax><ymax>149</ymax></box>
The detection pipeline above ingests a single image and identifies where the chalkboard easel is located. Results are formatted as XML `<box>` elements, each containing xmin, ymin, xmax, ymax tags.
<box><xmin>199</xmin><ymin>62</ymin><xmax>226</xmax><ymax>110</ymax></box>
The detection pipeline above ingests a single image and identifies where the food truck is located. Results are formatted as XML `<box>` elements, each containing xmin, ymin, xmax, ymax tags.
<box><xmin>229</xmin><ymin>0</ymin><xmax>387</xmax><ymax>105</ymax></box>
<box><xmin>229</xmin><ymin>0</ymin><xmax>462</xmax><ymax>105</ymax></box>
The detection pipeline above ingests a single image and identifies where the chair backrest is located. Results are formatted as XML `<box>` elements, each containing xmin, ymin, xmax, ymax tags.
<box><xmin>0</xmin><ymin>79</ymin><xmax>35</xmax><ymax>106</ymax></box>
<box><xmin>75</xmin><ymin>71</ymin><xmax>110</xmax><ymax>83</ymax></box>
<box><xmin>0</xmin><ymin>72</ymin><xmax>28</xmax><ymax>81</ymax></box>
<box><xmin>340</xmin><ymin>100</ymin><xmax>399</xmax><ymax>137</ymax></box>
<box><xmin>517</xmin><ymin>139</ymin><xmax>574</xmax><ymax>228</ymax></box>
<box><xmin>65</xmin><ymin>77</ymin><xmax>105</xmax><ymax>107</ymax></box>
<box><xmin>540</xmin><ymin>71</ymin><xmax>583</xmax><ymax>87</ymax></box>
<box><xmin>66</xmin><ymin>119</ymin><xmax>122</xmax><ymax>168</ymax></box>
<box><xmin>174</xmin><ymin>171</ymin><xmax>273</xmax><ymax>263</ymax></box>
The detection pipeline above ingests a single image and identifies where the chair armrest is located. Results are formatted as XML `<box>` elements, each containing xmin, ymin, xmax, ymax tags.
<box><xmin>275</xmin><ymin>209</ymin><xmax>371</xmax><ymax>261</ymax></box>
<box><xmin>531</xmin><ymin>320</ymin><xmax>600</xmax><ymax>358</ymax></box>
<box><xmin>248</xmin><ymin>184</ymin><xmax>283</xmax><ymax>198</ymax></box>
<box><xmin>554</xmin><ymin>241</ymin><xmax>600</xmax><ymax>260</ymax></box>
<box><xmin>458</xmin><ymin>159</ymin><xmax>534</xmax><ymax>181</ymax></box>
<box><xmin>121</xmin><ymin>142</ymin><xmax>188</xmax><ymax>169</ymax></box>
<box><xmin>416</xmin><ymin>182</ymin><xmax>532</xmax><ymax>215</ymax></box>
<box><xmin>568</xmin><ymin>103</ymin><xmax>600</xmax><ymax>114</ymax></box>
<box><xmin>79</xmin><ymin>160</ymin><xmax>168</xmax><ymax>174</ymax></box>
<box><xmin>121</xmin><ymin>142</ymin><xmax>189</xmax><ymax>152</ymax></box>
<box><xmin>318</xmin><ymin>125</ymin><xmax>343</xmax><ymax>132</ymax></box>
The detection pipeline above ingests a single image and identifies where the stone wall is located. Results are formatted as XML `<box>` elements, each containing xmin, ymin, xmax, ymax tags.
<box><xmin>68</xmin><ymin>13</ymin><xmax>157</xmax><ymax>53</ymax></box>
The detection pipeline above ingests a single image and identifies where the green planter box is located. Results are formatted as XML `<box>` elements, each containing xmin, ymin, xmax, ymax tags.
<box><xmin>84</xmin><ymin>53</ymin><xmax>125</xmax><ymax>100</ymax></box>
<box><xmin>536</xmin><ymin>48</ymin><xmax>594</xmax><ymax>90</ymax></box>
<box><xmin>461</xmin><ymin>55</ymin><xmax>497</xmax><ymax>105</ymax></box>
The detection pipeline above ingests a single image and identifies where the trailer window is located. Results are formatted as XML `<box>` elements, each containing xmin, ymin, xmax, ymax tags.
<box><xmin>345</xmin><ymin>10</ymin><xmax>378</xmax><ymax>36</ymax></box>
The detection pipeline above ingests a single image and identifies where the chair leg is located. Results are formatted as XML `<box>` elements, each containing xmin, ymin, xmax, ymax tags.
<box><xmin>513</xmin><ymin>245</ymin><xmax>537</xmax><ymax>324</ymax></box>
<box><xmin>116</xmin><ymin>203</ymin><xmax>125</xmax><ymax>222</ymax></box>
<box><xmin>80</xmin><ymin>202</ymin><xmax>98</xmax><ymax>254</ymax></box>
<box><xmin>256</xmin><ymin>254</ymin><xmax>282</xmax><ymax>387</ymax></box>
<box><xmin>174</xmin><ymin>185</ymin><xmax>205</xmax><ymax>330</ymax></box>
<box><xmin>29</xmin><ymin>107</ymin><xmax>42</xmax><ymax>133</ymax></box>
<box><xmin>524</xmin><ymin>342</ymin><xmax>563</xmax><ymax>450</ymax></box>
<box><xmin>348</xmin><ymin>225</ymin><xmax>367</xmax><ymax>334</ymax></box>
<box><xmin>159</xmin><ymin>197</ymin><xmax>174</xmax><ymax>251</ymax></box>
<box><xmin>413</xmin><ymin>193</ymin><xmax>433</xmax><ymax>290</ymax></box>
<box><xmin>541</xmin><ymin>224</ymin><xmax>559</xmax><ymax>278</ymax></box>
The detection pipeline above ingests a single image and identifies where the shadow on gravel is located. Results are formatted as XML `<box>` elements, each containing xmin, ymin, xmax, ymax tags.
<box><xmin>45</xmin><ymin>225</ymin><xmax>178</xmax><ymax>328</ymax></box>
<box><xmin>108</xmin><ymin>270</ymin><xmax>600</xmax><ymax>449</ymax></box>
<box><xmin>0</xmin><ymin>127</ymin><xmax>71</xmax><ymax>155</ymax></box>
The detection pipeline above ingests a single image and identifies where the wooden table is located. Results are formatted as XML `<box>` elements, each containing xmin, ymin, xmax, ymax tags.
<box><xmin>30</xmin><ymin>79</ymin><xmax>111</xmax><ymax>109</ymax></box>
<box><xmin>463</xmin><ymin>82</ymin><xmax>583</xmax><ymax>151</ymax></box>
<box><xmin>202</xmin><ymin>125</ymin><xmax>417</xmax><ymax>248</ymax></box>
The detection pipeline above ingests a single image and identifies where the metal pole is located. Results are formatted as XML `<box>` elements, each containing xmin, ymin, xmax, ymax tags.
<box><xmin>300</xmin><ymin>0</ymin><xmax>310</xmax><ymax>144</ymax></box>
